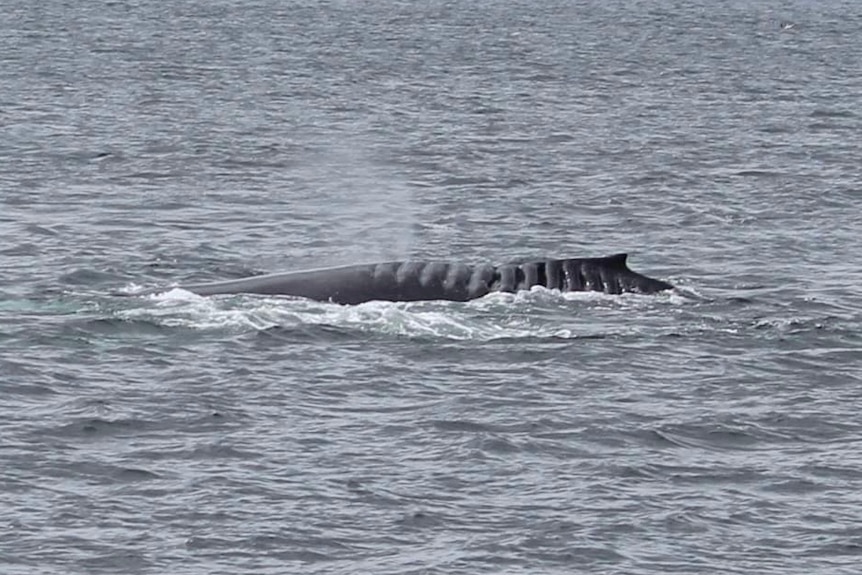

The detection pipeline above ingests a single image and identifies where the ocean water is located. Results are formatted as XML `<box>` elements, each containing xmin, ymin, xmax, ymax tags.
<box><xmin>1</xmin><ymin>0</ymin><xmax>861</xmax><ymax>573</ymax></box>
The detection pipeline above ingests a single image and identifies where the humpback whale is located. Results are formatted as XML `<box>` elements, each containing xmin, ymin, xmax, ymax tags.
<box><xmin>176</xmin><ymin>253</ymin><xmax>673</xmax><ymax>304</ymax></box>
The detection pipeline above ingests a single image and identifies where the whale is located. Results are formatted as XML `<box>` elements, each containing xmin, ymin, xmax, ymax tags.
<box><xmin>174</xmin><ymin>253</ymin><xmax>673</xmax><ymax>304</ymax></box>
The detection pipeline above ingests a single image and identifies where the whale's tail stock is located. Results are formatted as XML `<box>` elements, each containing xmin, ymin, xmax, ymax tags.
<box><xmin>515</xmin><ymin>253</ymin><xmax>673</xmax><ymax>295</ymax></box>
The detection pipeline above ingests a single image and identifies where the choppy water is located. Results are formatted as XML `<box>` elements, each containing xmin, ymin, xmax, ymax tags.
<box><xmin>2</xmin><ymin>1</ymin><xmax>861</xmax><ymax>573</ymax></box>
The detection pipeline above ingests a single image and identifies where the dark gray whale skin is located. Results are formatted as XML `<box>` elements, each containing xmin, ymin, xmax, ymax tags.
<box><xmin>177</xmin><ymin>253</ymin><xmax>673</xmax><ymax>304</ymax></box>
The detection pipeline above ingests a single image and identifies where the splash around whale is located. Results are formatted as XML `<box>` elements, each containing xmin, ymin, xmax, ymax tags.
<box><xmin>171</xmin><ymin>253</ymin><xmax>673</xmax><ymax>305</ymax></box>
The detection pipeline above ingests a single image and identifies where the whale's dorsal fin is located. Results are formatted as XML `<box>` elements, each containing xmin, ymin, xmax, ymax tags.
<box><xmin>601</xmin><ymin>253</ymin><xmax>629</xmax><ymax>268</ymax></box>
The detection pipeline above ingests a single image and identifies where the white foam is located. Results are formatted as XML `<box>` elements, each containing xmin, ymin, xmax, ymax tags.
<box><xmin>112</xmin><ymin>285</ymin><xmax>688</xmax><ymax>340</ymax></box>
<box><xmin>148</xmin><ymin>287</ymin><xmax>202</xmax><ymax>301</ymax></box>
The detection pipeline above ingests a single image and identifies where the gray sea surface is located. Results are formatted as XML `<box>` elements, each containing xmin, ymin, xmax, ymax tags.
<box><xmin>2</xmin><ymin>1</ymin><xmax>861</xmax><ymax>574</ymax></box>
